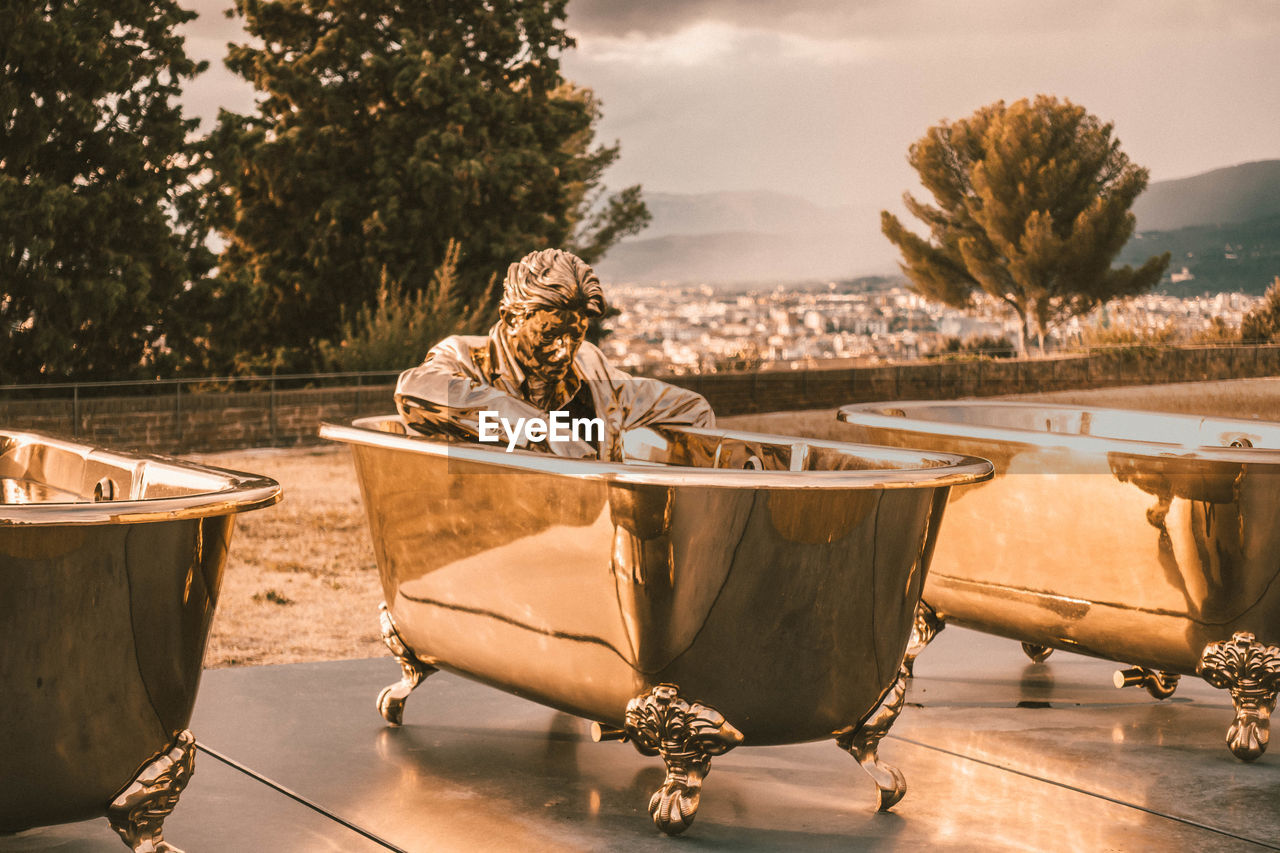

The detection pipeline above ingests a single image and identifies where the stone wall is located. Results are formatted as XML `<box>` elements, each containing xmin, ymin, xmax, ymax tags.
<box><xmin>3</xmin><ymin>345</ymin><xmax>1278</xmax><ymax>453</ymax></box>
<box><xmin>0</xmin><ymin>384</ymin><xmax>393</xmax><ymax>453</ymax></box>
<box><xmin>677</xmin><ymin>345</ymin><xmax>1280</xmax><ymax>415</ymax></box>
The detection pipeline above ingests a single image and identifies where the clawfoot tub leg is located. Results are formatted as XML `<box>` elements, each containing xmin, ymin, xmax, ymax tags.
<box><xmin>595</xmin><ymin>684</ymin><xmax>744</xmax><ymax>835</ymax></box>
<box><xmin>1113</xmin><ymin>666</ymin><xmax>1180</xmax><ymax>699</ymax></box>
<box><xmin>376</xmin><ymin>603</ymin><xmax>437</xmax><ymax>726</ymax></box>
<box><xmin>1197</xmin><ymin>632</ymin><xmax>1280</xmax><ymax>762</ymax></box>
<box><xmin>106</xmin><ymin>730</ymin><xmax>195</xmax><ymax>853</ymax></box>
<box><xmin>1021</xmin><ymin>643</ymin><xmax>1054</xmax><ymax>663</ymax></box>
<box><xmin>903</xmin><ymin>601</ymin><xmax>945</xmax><ymax>676</ymax></box>
<box><xmin>835</xmin><ymin>664</ymin><xmax>909</xmax><ymax>812</ymax></box>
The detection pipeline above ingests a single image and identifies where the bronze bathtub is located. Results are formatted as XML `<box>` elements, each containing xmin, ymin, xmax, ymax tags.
<box><xmin>0</xmin><ymin>429</ymin><xmax>281</xmax><ymax>851</ymax></box>
<box><xmin>837</xmin><ymin>400</ymin><xmax>1280</xmax><ymax>762</ymax></box>
<box><xmin>321</xmin><ymin>416</ymin><xmax>991</xmax><ymax>834</ymax></box>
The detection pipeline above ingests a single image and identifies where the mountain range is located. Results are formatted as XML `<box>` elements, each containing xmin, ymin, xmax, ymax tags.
<box><xmin>596</xmin><ymin>160</ymin><xmax>1280</xmax><ymax>294</ymax></box>
<box><xmin>596</xmin><ymin>191</ymin><xmax>887</xmax><ymax>285</ymax></box>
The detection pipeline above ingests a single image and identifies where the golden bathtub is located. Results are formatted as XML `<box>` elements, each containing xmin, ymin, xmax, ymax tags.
<box><xmin>837</xmin><ymin>400</ymin><xmax>1280</xmax><ymax>762</ymax></box>
<box><xmin>0</xmin><ymin>430</ymin><xmax>281</xmax><ymax>851</ymax></box>
<box><xmin>321</xmin><ymin>416</ymin><xmax>991</xmax><ymax>834</ymax></box>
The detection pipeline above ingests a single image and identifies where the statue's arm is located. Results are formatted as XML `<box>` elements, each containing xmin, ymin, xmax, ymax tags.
<box><xmin>394</xmin><ymin>343</ymin><xmax>541</xmax><ymax>441</ymax></box>
<box><xmin>606</xmin><ymin>363</ymin><xmax>716</xmax><ymax>431</ymax></box>
<box><xmin>394</xmin><ymin>343</ymin><xmax>596</xmax><ymax>458</ymax></box>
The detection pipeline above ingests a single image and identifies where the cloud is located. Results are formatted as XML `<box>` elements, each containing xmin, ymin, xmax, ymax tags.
<box><xmin>568</xmin><ymin>0</ymin><xmax>861</xmax><ymax>38</ymax></box>
<box><xmin>579</xmin><ymin>20</ymin><xmax>884</xmax><ymax>69</ymax></box>
<box><xmin>177</xmin><ymin>1</ymin><xmax>258</xmax><ymax>126</ymax></box>
<box><xmin>568</xmin><ymin>0</ymin><xmax>1280</xmax><ymax>41</ymax></box>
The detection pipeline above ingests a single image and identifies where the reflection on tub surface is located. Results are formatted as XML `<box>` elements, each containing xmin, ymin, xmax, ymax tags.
<box><xmin>837</xmin><ymin>400</ymin><xmax>1280</xmax><ymax>762</ymax></box>
<box><xmin>322</xmin><ymin>416</ymin><xmax>991</xmax><ymax>833</ymax></box>
<box><xmin>0</xmin><ymin>430</ymin><xmax>281</xmax><ymax>848</ymax></box>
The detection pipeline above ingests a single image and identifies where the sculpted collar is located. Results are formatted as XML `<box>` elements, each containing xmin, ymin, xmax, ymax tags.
<box><xmin>484</xmin><ymin>323</ymin><xmax>583</xmax><ymax>412</ymax></box>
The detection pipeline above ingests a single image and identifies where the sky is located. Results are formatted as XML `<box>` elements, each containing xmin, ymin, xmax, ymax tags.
<box><xmin>179</xmin><ymin>0</ymin><xmax>1280</xmax><ymax>216</ymax></box>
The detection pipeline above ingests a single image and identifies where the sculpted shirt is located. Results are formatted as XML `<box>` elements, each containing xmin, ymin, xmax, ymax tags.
<box><xmin>395</xmin><ymin>324</ymin><xmax>715</xmax><ymax>458</ymax></box>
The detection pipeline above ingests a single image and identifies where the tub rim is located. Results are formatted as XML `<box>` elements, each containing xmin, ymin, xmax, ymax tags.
<box><xmin>837</xmin><ymin>400</ymin><xmax>1280</xmax><ymax>465</ymax></box>
<box><xmin>319</xmin><ymin>416</ymin><xmax>993</xmax><ymax>490</ymax></box>
<box><xmin>0</xmin><ymin>429</ymin><xmax>283</xmax><ymax>526</ymax></box>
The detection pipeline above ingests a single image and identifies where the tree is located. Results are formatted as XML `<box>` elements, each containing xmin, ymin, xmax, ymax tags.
<box><xmin>881</xmin><ymin>96</ymin><xmax>1169</xmax><ymax>356</ymax></box>
<box><xmin>205</xmin><ymin>0</ymin><xmax>649</xmax><ymax>373</ymax></box>
<box><xmin>0</xmin><ymin>1</ymin><xmax>210</xmax><ymax>382</ymax></box>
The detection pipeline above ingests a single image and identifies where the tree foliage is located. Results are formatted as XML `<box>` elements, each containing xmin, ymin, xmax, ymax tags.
<box><xmin>0</xmin><ymin>0</ymin><xmax>209</xmax><ymax>382</ymax></box>
<box><xmin>882</xmin><ymin>96</ymin><xmax>1169</xmax><ymax>355</ymax></box>
<box><xmin>205</xmin><ymin>0</ymin><xmax>649</xmax><ymax>373</ymax></box>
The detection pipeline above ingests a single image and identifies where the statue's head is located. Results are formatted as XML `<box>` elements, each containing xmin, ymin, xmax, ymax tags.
<box><xmin>498</xmin><ymin>249</ymin><xmax>605</xmax><ymax>382</ymax></box>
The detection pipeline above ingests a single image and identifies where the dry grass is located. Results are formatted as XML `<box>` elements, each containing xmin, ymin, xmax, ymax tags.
<box><xmin>187</xmin><ymin>446</ymin><xmax>386</xmax><ymax>668</ymax></box>
<box><xmin>196</xmin><ymin>378</ymin><xmax>1280</xmax><ymax>668</ymax></box>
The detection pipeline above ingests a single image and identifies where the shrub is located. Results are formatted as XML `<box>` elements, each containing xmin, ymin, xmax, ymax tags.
<box><xmin>1241</xmin><ymin>278</ymin><xmax>1280</xmax><ymax>343</ymax></box>
<box><xmin>319</xmin><ymin>240</ymin><xmax>495</xmax><ymax>372</ymax></box>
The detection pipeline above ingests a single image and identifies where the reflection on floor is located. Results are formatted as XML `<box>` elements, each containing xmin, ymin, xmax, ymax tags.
<box><xmin>5</xmin><ymin>628</ymin><xmax>1278</xmax><ymax>852</ymax></box>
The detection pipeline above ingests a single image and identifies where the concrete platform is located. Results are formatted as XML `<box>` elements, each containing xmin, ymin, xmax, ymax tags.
<box><xmin>5</xmin><ymin>628</ymin><xmax>1278</xmax><ymax>851</ymax></box>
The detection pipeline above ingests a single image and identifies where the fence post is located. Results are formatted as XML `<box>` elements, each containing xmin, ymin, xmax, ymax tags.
<box><xmin>72</xmin><ymin>384</ymin><xmax>80</xmax><ymax>438</ymax></box>
<box><xmin>269</xmin><ymin>377</ymin><xmax>277</xmax><ymax>446</ymax></box>
<box><xmin>175</xmin><ymin>381</ymin><xmax>182</xmax><ymax>449</ymax></box>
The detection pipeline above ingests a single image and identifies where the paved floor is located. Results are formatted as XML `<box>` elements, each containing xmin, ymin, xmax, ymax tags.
<box><xmin>6</xmin><ymin>627</ymin><xmax>1279</xmax><ymax>852</ymax></box>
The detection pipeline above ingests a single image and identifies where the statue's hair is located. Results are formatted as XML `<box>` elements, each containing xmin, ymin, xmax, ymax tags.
<box><xmin>498</xmin><ymin>249</ymin><xmax>605</xmax><ymax>319</ymax></box>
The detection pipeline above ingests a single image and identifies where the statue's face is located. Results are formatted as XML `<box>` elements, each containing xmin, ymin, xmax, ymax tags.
<box><xmin>507</xmin><ymin>307</ymin><xmax>589</xmax><ymax>382</ymax></box>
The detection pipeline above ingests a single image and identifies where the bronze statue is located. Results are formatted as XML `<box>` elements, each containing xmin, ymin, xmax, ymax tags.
<box><xmin>395</xmin><ymin>249</ymin><xmax>714</xmax><ymax>458</ymax></box>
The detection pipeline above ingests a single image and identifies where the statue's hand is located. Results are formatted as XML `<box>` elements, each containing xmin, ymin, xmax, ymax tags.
<box><xmin>545</xmin><ymin>437</ymin><xmax>598</xmax><ymax>459</ymax></box>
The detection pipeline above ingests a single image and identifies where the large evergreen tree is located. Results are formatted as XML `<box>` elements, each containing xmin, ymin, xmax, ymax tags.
<box><xmin>206</xmin><ymin>0</ymin><xmax>649</xmax><ymax>372</ymax></box>
<box><xmin>882</xmin><ymin>96</ymin><xmax>1169</xmax><ymax>355</ymax></box>
<box><xmin>0</xmin><ymin>0</ymin><xmax>210</xmax><ymax>382</ymax></box>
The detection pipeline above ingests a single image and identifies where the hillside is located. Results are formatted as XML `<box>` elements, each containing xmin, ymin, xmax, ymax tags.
<box><xmin>597</xmin><ymin>227</ymin><xmax>891</xmax><ymax>285</ymax></box>
<box><xmin>1124</xmin><ymin>214</ymin><xmax>1280</xmax><ymax>296</ymax></box>
<box><xmin>595</xmin><ymin>160</ymin><xmax>1280</xmax><ymax>289</ymax></box>
<box><xmin>1132</xmin><ymin>160</ymin><xmax>1280</xmax><ymax>232</ymax></box>
<box><xmin>639</xmin><ymin>191</ymin><xmax>860</xmax><ymax>239</ymax></box>
<box><xmin>592</xmin><ymin>190</ymin><xmax>894</xmax><ymax>284</ymax></box>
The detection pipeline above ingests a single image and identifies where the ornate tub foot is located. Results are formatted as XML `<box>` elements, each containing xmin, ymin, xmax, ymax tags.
<box><xmin>376</xmin><ymin>603</ymin><xmax>437</xmax><ymax>726</ymax></box>
<box><xmin>1197</xmin><ymin>632</ymin><xmax>1280</xmax><ymax>762</ymax></box>
<box><xmin>106</xmin><ymin>730</ymin><xmax>195</xmax><ymax>853</ymax></box>
<box><xmin>835</xmin><ymin>664</ymin><xmax>909</xmax><ymax>812</ymax></box>
<box><xmin>611</xmin><ymin>684</ymin><xmax>744</xmax><ymax>835</ymax></box>
<box><xmin>1113</xmin><ymin>665</ymin><xmax>1180</xmax><ymax>700</ymax></box>
<box><xmin>1021</xmin><ymin>642</ymin><xmax>1054</xmax><ymax>663</ymax></box>
<box><xmin>903</xmin><ymin>601</ymin><xmax>945</xmax><ymax>676</ymax></box>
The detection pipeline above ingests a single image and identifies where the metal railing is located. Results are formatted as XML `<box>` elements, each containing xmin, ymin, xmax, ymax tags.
<box><xmin>2</xmin><ymin>346</ymin><xmax>1278</xmax><ymax>455</ymax></box>
<box><xmin>2</xmin><ymin>342</ymin><xmax>1276</xmax><ymax>399</ymax></box>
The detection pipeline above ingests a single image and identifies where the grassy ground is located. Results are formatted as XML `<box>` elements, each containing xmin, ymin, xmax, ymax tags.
<box><xmin>190</xmin><ymin>446</ymin><xmax>386</xmax><ymax>668</ymax></box>
<box><xmin>196</xmin><ymin>377</ymin><xmax>1280</xmax><ymax>668</ymax></box>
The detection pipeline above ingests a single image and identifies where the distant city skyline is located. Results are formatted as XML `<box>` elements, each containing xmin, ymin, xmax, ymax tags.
<box><xmin>602</xmin><ymin>282</ymin><xmax>1258</xmax><ymax>373</ymax></box>
<box><xmin>179</xmin><ymin>1</ymin><xmax>1280</xmax><ymax>229</ymax></box>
